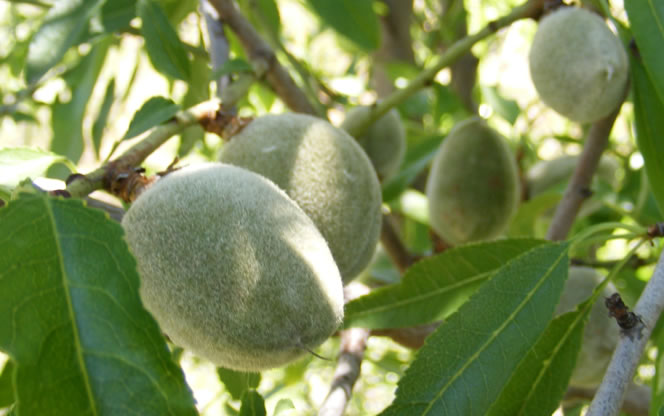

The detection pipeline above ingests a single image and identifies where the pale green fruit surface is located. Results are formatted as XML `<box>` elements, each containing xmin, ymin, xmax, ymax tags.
<box><xmin>122</xmin><ymin>163</ymin><xmax>344</xmax><ymax>371</ymax></box>
<box><xmin>556</xmin><ymin>266</ymin><xmax>619</xmax><ymax>388</ymax></box>
<box><xmin>529</xmin><ymin>7</ymin><xmax>628</xmax><ymax>123</ymax></box>
<box><xmin>425</xmin><ymin>117</ymin><xmax>520</xmax><ymax>245</ymax></box>
<box><xmin>220</xmin><ymin>113</ymin><xmax>382</xmax><ymax>282</ymax></box>
<box><xmin>527</xmin><ymin>154</ymin><xmax>620</xmax><ymax>196</ymax></box>
<box><xmin>341</xmin><ymin>106</ymin><xmax>406</xmax><ymax>181</ymax></box>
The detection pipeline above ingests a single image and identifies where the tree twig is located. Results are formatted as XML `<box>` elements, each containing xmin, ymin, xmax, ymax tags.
<box><xmin>587</xmin><ymin>247</ymin><xmax>664</xmax><ymax>416</ymax></box>
<box><xmin>205</xmin><ymin>0</ymin><xmax>317</xmax><ymax>115</ymax></box>
<box><xmin>200</xmin><ymin>0</ymin><xmax>232</xmax><ymax>98</ymax></box>
<box><xmin>546</xmin><ymin>104</ymin><xmax>622</xmax><ymax>241</ymax></box>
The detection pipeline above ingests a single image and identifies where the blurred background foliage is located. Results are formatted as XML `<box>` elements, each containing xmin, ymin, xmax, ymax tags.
<box><xmin>0</xmin><ymin>0</ymin><xmax>661</xmax><ymax>414</ymax></box>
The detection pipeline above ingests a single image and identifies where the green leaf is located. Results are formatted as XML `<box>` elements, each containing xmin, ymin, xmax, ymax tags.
<box><xmin>344</xmin><ymin>239</ymin><xmax>547</xmax><ymax>330</ymax></box>
<box><xmin>273</xmin><ymin>398</ymin><xmax>295</xmax><ymax>415</ymax></box>
<box><xmin>209</xmin><ymin>58</ymin><xmax>253</xmax><ymax>81</ymax></box>
<box><xmin>179</xmin><ymin>53</ymin><xmax>210</xmax><ymax>157</ymax></box>
<box><xmin>0</xmin><ymin>147</ymin><xmax>73</xmax><ymax>187</ymax></box>
<box><xmin>239</xmin><ymin>390</ymin><xmax>266</xmax><ymax>416</ymax></box>
<box><xmin>652</xmin><ymin>321</ymin><xmax>664</xmax><ymax>414</ymax></box>
<box><xmin>123</xmin><ymin>96</ymin><xmax>180</xmax><ymax>140</ymax></box>
<box><xmin>50</xmin><ymin>36</ymin><xmax>111</xmax><ymax>177</ymax></box>
<box><xmin>382</xmin><ymin>135</ymin><xmax>441</xmax><ymax>202</ymax></box>
<box><xmin>487</xmin><ymin>309</ymin><xmax>586</xmax><ymax>416</ymax></box>
<box><xmin>625</xmin><ymin>0</ymin><xmax>664</xmax><ymax>104</ymax></box>
<box><xmin>217</xmin><ymin>368</ymin><xmax>261</xmax><ymax>401</ymax></box>
<box><xmin>101</xmin><ymin>0</ymin><xmax>137</xmax><ymax>32</ymax></box>
<box><xmin>138</xmin><ymin>0</ymin><xmax>191</xmax><ymax>80</ymax></box>
<box><xmin>305</xmin><ymin>0</ymin><xmax>380</xmax><ymax>51</ymax></box>
<box><xmin>25</xmin><ymin>0</ymin><xmax>105</xmax><ymax>84</ymax></box>
<box><xmin>92</xmin><ymin>78</ymin><xmax>115</xmax><ymax>158</ymax></box>
<box><xmin>631</xmin><ymin>55</ymin><xmax>664</xmax><ymax>216</ymax></box>
<box><xmin>481</xmin><ymin>85</ymin><xmax>520</xmax><ymax>125</ymax></box>
<box><xmin>380</xmin><ymin>242</ymin><xmax>569</xmax><ymax>416</ymax></box>
<box><xmin>0</xmin><ymin>194</ymin><xmax>197</xmax><ymax>415</ymax></box>
<box><xmin>0</xmin><ymin>359</ymin><xmax>14</xmax><ymax>408</ymax></box>
<box><xmin>507</xmin><ymin>192</ymin><xmax>561</xmax><ymax>238</ymax></box>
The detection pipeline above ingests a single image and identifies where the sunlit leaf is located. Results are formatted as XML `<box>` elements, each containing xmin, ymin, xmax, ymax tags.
<box><xmin>239</xmin><ymin>390</ymin><xmax>266</xmax><ymax>416</ymax></box>
<box><xmin>305</xmin><ymin>0</ymin><xmax>380</xmax><ymax>51</ymax></box>
<box><xmin>0</xmin><ymin>147</ymin><xmax>73</xmax><ymax>187</ymax></box>
<box><xmin>625</xmin><ymin>0</ymin><xmax>664</xmax><ymax>103</ymax></box>
<box><xmin>0</xmin><ymin>359</ymin><xmax>14</xmax><ymax>408</ymax></box>
<box><xmin>0</xmin><ymin>194</ymin><xmax>197</xmax><ymax>415</ymax></box>
<box><xmin>123</xmin><ymin>96</ymin><xmax>180</xmax><ymax>140</ymax></box>
<box><xmin>507</xmin><ymin>192</ymin><xmax>561</xmax><ymax>237</ymax></box>
<box><xmin>92</xmin><ymin>78</ymin><xmax>115</xmax><ymax>158</ymax></box>
<box><xmin>345</xmin><ymin>239</ymin><xmax>547</xmax><ymax>330</ymax></box>
<box><xmin>382</xmin><ymin>135</ymin><xmax>441</xmax><ymax>202</ymax></box>
<box><xmin>380</xmin><ymin>242</ymin><xmax>569</xmax><ymax>416</ymax></box>
<box><xmin>217</xmin><ymin>368</ymin><xmax>261</xmax><ymax>401</ymax></box>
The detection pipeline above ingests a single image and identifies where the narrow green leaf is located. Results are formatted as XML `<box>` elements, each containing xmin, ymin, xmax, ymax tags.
<box><xmin>625</xmin><ymin>0</ymin><xmax>664</xmax><ymax>104</ymax></box>
<box><xmin>507</xmin><ymin>192</ymin><xmax>561</xmax><ymax>237</ymax></box>
<box><xmin>0</xmin><ymin>359</ymin><xmax>14</xmax><ymax>408</ymax></box>
<box><xmin>25</xmin><ymin>0</ymin><xmax>104</xmax><ymax>83</ymax></box>
<box><xmin>273</xmin><ymin>398</ymin><xmax>295</xmax><ymax>415</ymax></box>
<box><xmin>305</xmin><ymin>0</ymin><xmax>380</xmax><ymax>51</ymax></box>
<box><xmin>217</xmin><ymin>368</ymin><xmax>261</xmax><ymax>401</ymax></box>
<box><xmin>101</xmin><ymin>0</ymin><xmax>137</xmax><ymax>32</ymax></box>
<box><xmin>208</xmin><ymin>58</ymin><xmax>253</xmax><ymax>81</ymax></box>
<box><xmin>631</xmin><ymin>55</ymin><xmax>664</xmax><ymax>216</ymax></box>
<box><xmin>179</xmin><ymin>54</ymin><xmax>210</xmax><ymax>157</ymax></box>
<box><xmin>138</xmin><ymin>0</ymin><xmax>191</xmax><ymax>80</ymax></box>
<box><xmin>487</xmin><ymin>309</ymin><xmax>586</xmax><ymax>416</ymax></box>
<box><xmin>92</xmin><ymin>78</ymin><xmax>115</xmax><ymax>158</ymax></box>
<box><xmin>0</xmin><ymin>147</ymin><xmax>73</xmax><ymax>187</ymax></box>
<box><xmin>50</xmin><ymin>36</ymin><xmax>111</xmax><ymax>177</ymax></box>
<box><xmin>652</xmin><ymin>321</ymin><xmax>664</xmax><ymax>414</ymax></box>
<box><xmin>481</xmin><ymin>85</ymin><xmax>520</xmax><ymax>125</ymax></box>
<box><xmin>239</xmin><ymin>390</ymin><xmax>266</xmax><ymax>416</ymax></box>
<box><xmin>123</xmin><ymin>96</ymin><xmax>180</xmax><ymax>140</ymax></box>
<box><xmin>0</xmin><ymin>194</ymin><xmax>197</xmax><ymax>415</ymax></box>
<box><xmin>382</xmin><ymin>135</ymin><xmax>442</xmax><ymax>202</ymax></box>
<box><xmin>380</xmin><ymin>242</ymin><xmax>569</xmax><ymax>416</ymax></box>
<box><xmin>344</xmin><ymin>239</ymin><xmax>547</xmax><ymax>330</ymax></box>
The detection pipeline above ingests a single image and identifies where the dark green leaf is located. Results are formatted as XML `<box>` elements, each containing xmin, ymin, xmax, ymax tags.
<box><xmin>0</xmin><ymin>194</ymin><xmax>197</xmax><ymax>415</ymax></box>
<box><xmin>25</xmin><ymin>0</ymin><xmax>104</xmax><ymax>84</ymax></box>
<box><xmin>507</xmin><ymin>192</ymin><xmax>561</xmax><ymax>238</ymax></box>
<box><xmin>653</xmin><ymin>322</ymin><xmax>664</xmax><ymax>414</ymax></box>
<box><xmin>631</xmin><ymin>55</ymin><xmax>664</xmax><ymax>216</ymax></box>
<box><xmin>209</xmin><ymin>58</ymin><xmax>253</xmax><ymax>81</ymax></box>
<box><xmin>273</xmin><ymin>398</ymin><xmax>295</xmax><ymax>415</ymax></box>
<box><xmin>217</xmin><ymin>368</ymin><xmax>261</xmax><ymax>401</ymax></box>
<box><xmin>179</xmin><ymin>54</ymin><xmax>210</xmax><ymax>156</ymax></box>
<box><xmin>380</xmin><ymin>242</ymin><xmax>569</xmax><ymax>416</ymax></box>
<box><xmin>239</xmin><ymin>0</ymin><xmax>281</xmax><ymax>36</ymax></box>
<box><xmin>92</xmin><ymin>78</ymin><xmax>115</xmax><ymax>158</ymax></box>
<box><xmin>305</xmin><ymin>0</ymin><xmax>380</xmax><ymax>51</ymax></box>
<box><xmin>50</xmin><ymin>37</ymin><xmax>111</xmax><ymax>178</ymax></box>
<box><xmin>481</xmin><ymin>85</ymin><xmax>520</xmax><ymax>125</ymax></box>
<box><xmin>344</xmin><ymin>239</ymin><xmax>548</xmax><ymax>330</ymax></box>
<box><xmin>239</xmin><ymin>390</ymin><xmax>266</xmax><ymax>416</ymax></box>
<box><xmin>123</xmin><ymin>96</ymin><xmax>180</xmax><ymax>140</ymax></box>
<box><xmin>0</xmin><ymin>147</ymin><xmax>73</xmax><ymax>187</ymax></box>
<box><xmin>625</xmin><ymin>1</ymin><xmax>664</xmax><ymax>104</ymax></box>
<box><xmin>0</xmin><ymin>359</ymin><xmax>14</xmax><ymax>408</ymax></box>
<box><xmin>101</xmin><ymin>0</ymin><xmax>137</xmax><ymax>32</ymax></box>
<box><xmin>487</xmin><ymin>309</ymin><xmax>586</xmax><ymax>416</ymax></box>
<box><xmin>138</xmin><ymin>0</ymin><xmax>191</xmax><ymax>80</ymax></box>
<box><xmin>382</xmin><ymin>135</ymin><xmax>441</xmax><ymax>202</ymax></box>
<box><xmin>7</xmin><ymin>111</ymin><xmax>37</xmax><ymax>123</ymax></box>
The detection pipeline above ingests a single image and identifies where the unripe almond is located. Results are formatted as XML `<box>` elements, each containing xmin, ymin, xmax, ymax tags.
<box><xmin>122</xmin><ymin>163</ymin><xmax>344</xmax><ymax>371</ymax></box>
<box><xmin>529</xmin><ymin>7</ymin><xmax>628</xmax><ymax>123</ymax></box>
<box><xmin>220</xmin><ymin>113</ymin><xmax>382</xmax><ymax>282</ymax></box>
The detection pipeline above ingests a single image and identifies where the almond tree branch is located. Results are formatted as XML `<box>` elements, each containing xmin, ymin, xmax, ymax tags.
<box><xmin>201</xmin><ymin>0</ymin><xmax>232</xmax><ymax>98</ymax></box>
<box><xmin>205</xmin><ymin>0</ymin><xmax>318</xmax><ymax>115</ymax></box>
<box><xmin>587</xmin><ymin>247</ymin><xmax>664</xmax><ymax>416</ymax></box>
<box><xmin>546</xmin><ymin>104</ymin><xmax>622</xmax><ymax>240</ymax></box>
<box><xmin>565</xmin><ymin>382</ymin><xmax>650</xmax><ymax>416</ymax></box>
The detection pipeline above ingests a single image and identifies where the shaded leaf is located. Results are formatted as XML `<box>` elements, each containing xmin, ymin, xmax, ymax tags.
<box><xmin>50</xmin><ymin>36</ymin><xmax>111</xmax><ymax>178</ymax></box>
<box><xmin>0</xmin><ymin>194</ymin><xmax>197</xmax><ymax>415</ymax></box>
<box><xmin>101</xmin><ymin>0</ymin><xmax>137</xmax><ymax>32</ymax></box>
<box><xmin>0</xmin><ymin>147</ymin><xmax>73</xmax><ymax>187</ymax></box>
<box><xmin>380</xmin><ymin>242</ymin><xmax>569</xmax><ymax>416</ymax></box>
<box><xmin>631</xmin><ymin>55</ymin><xmax>664</xmax><ymax>216</ymax></box>
<box><xmin>0</xmin><ymin>359</ymin><xmax>14</xmax><ymax>408</ymax></box>
<box><xmin>123</xmin><ymin>96</ymin><xmax>180</xmax><ymax>140</ymax></box>
<box><xmin>239</xmin><ymin>390</ymin><xmax>266</xmax><ymax>416</ymax></box>
<box><xmin>653</xmin><ymin>320</ymin><xmax>664</xmax><ymax>414</ymax></box>
<box><xmin>344</xmin><ymin>239</ymin><xmax>547</xmax><ymax>330</ymax></box>
<box><xmin>92</xmin><ymin>78</ymin><xmax>115</xmax><ymax>158</ymax></box>
<box><xmin>481</xmin><ymin>85</ymin><xmax>520</xmax><ymax>125</ymax></box>
<box><xmin>507</xmin><ymin>192</ymin><xmax>561</xmax><ymax>237</ymax></box>
<box><xmin>217</xmin><ymin>368</ymin><xmax>261</xmax><ymax>401</ymax></box>
<box><xmin>179</xmin><ymin>53</ymin><xmax>210</xmax><ymax>156</ymax></box>
<box><xmin>209</xmin><ymin>58</ymin><xmax>253</xmax><ymax>81</ymax></box>
<box><xmin>25</xmin><ymin>0</ymin><xmax>104</xmax><ymax>84</ymax></box>
<box><xmin>487</xmin><ymin>309</ymin><xmax>586</xmax><ymax>416</ymax></box>
<box><xmin>625</xmin><ymin>1</ymin><xmax>664</xmax><ymax>104</ymax></box>
<box><xmin>305</xmin><ymin>0</ymin><xmax>380</xmax><ymax>51</ymax></box>
<box><xmin>138</xmin><ymin>0</ymin><xmax>191</xmax><ymax>80</ymax></box>
<box><xmin>382</xmin><ymin>135</ymin><xmax>441</xmax><ymax>202</ymax></box>
<box><xmin>273</xmin><ymin>398</ymin><xmax>295</xmax><ymax>415</ymax></box>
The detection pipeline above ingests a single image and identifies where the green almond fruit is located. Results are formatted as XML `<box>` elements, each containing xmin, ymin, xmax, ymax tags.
<box><xmin>426</xmin><ymin>117</ymin><xmax>520</xmax><ymax>245</ymax></box>
<box><xmin>341</xmin><ymin>106</ymin><xmax>406</xmax><ymax>181</ymax></box>
<box><xmin>529</xmin><ymin>7</ymin><xmax>628</xmax><ymax>123</ymax></box>
<box><xmin>220</xmin><ymin>113</ymin><xmax>382</xmax><ymax>283</ymax></box>
<box><xmin>122</xmin><ymin>163</ymin><xmax>344</xmax><ymax>371</ymax></box>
